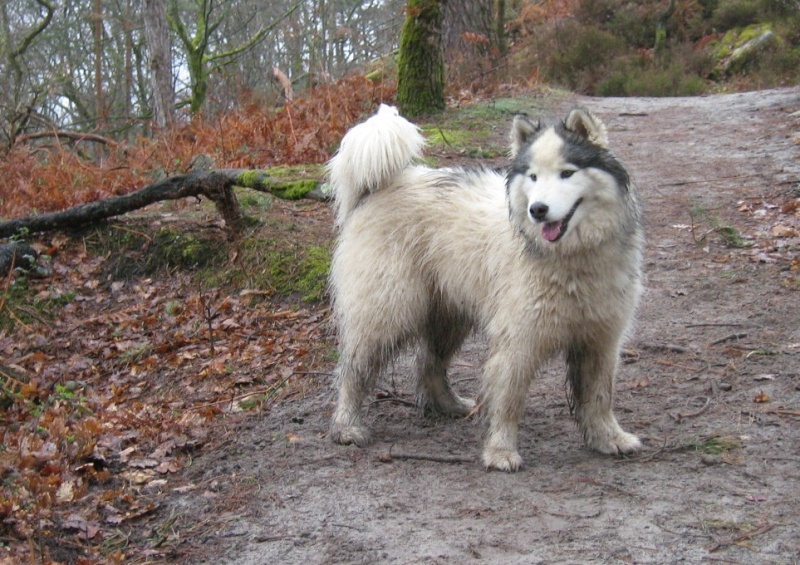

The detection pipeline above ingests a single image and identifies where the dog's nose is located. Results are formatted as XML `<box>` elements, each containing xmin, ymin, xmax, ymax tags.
<box><xmin>529</xmin><ymin>202</ymin><xmax>549</xmax><ymax>221</ymax></box>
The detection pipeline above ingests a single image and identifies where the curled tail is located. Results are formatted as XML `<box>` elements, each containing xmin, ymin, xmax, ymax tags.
<box><xmin>328</xmin><ymin>104</ymin><xmax>425</xmax><ymax>227</ymax></box>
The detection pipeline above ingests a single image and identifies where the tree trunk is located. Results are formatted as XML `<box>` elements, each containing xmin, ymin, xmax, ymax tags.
<box><xmin>144</xmin><ymin>0</ymin><xmax>174</xmax><ymax>128</ymax></box>
<box><xmin>93</xmin><ymin>0</ymin><xmax>105</xmax><ymax>128</ymax></box>
<box><xmin>397</xmin><ymin>0</ymin><xmax>446</xmax><ymax>116</ymax></box>
<box><xmin>495</xmin><ymin>0</ymin><xmax>507</xmax><ymax>57</ymax></box>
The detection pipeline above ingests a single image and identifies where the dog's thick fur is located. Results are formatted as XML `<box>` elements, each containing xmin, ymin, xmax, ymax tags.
<box><xmin>327</xmin><ymin>104</ymin><xmax>644</xmax><ymax>471</ymax></box>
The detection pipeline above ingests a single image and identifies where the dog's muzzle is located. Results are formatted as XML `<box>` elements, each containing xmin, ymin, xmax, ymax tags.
<box><xmin>530</xmin><ymin>198</ymin><xmax>583</xmax><ymax>242</ymax></box>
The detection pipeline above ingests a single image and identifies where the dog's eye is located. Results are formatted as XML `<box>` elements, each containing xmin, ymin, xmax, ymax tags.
<box><xmin>560</xmin><ymin>170</ymin><xmax>576</xmax><ymax>179</ymax></box>
<box><xmin>529</xmin><ymin>174</ymin><xmax>537</xmax><ymax>182</ymax></box>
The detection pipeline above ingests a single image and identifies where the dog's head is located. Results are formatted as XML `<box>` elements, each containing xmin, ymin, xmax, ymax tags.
<box><xmin>506</xmin><ymin>108</ymin><xmax>634</xmax><ymax>250</ymax></box>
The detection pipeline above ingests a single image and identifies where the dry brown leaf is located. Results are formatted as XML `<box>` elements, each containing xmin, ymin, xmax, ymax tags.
<box><xmin>753</xmin><ymin>390</ymin><xmax>771</xmax><ymax>403</ymax></box>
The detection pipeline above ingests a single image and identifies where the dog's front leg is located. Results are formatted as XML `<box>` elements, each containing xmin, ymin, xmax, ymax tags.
<box><xmin>566</xmin><ymin>342</ymin><xmax>641</xmax><ymax>455</ymax></box>
<box><xmin>481</xmin><ymin>351</ymin><xmax>531</xmax><ymax>471</ymax></box>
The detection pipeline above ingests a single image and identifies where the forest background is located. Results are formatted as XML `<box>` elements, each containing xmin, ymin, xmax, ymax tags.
<box><xmin>1</xmin><ymin>0</ymin><xmax>799</xmax><ymax>562</ymax></box>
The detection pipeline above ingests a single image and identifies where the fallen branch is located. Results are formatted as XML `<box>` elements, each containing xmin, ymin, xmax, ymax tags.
<box><xmin>15</xmin><ymin>130</ymin><xmax>117</xmax><ymax>146</ymax></box>
<box><xmin>380</xmin><ymin>446</ymin><xmax>473</xmax><ymax>465</ymax></box>
<box><xmin>0</xmin><ymin>168</ymin><xmax>323</xmax><ymax>239</ymax></box>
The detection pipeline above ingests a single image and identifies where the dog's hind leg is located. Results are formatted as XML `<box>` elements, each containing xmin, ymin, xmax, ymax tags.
<box><xmin>566</xmin><ymin>342</ymin><xmax>642</xmax><ymax>455</ymax></box>
<box><xmin>330</xmin><ymin>352</ymin><xmax>381</xmax><ymax>446</ymax></box>
<box><xmin>415</xmin><ymin>311</ymin><xmax>475</xmax><ymax>417</ymax></box>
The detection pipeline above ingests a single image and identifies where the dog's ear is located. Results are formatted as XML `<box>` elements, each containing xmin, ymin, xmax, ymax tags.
<box><xmin>509</xmin><ymin>114</ymin><xmax>540</xmax><ymax>156</ymax></box>
<box><xmin>565</xmin><ymin>108</ymin><xmax>609</xmax><ymax>148</ymax></box>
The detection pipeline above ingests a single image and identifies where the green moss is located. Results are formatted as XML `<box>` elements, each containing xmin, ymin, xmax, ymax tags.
<box><xmin>271</xmin><ymin>180</ymin><xmax>318</xmax><ymax>200</ymax></box>
<box><xmin>153</xmin><ymin>228</ymin><xmax>221</xmax><ymax>269</ymax></box>
<box><xmin>235</xmin><ymin>170</ymin><xmax>267</xmax><ymax>188</ymax></box>
<box><xmin>266</xmin><ymin>164</ymin><xmax>325</xmax><ymax>180</ymax></box>
<box><xmin>396</xmin><ymin>0</ymin><xmax>445</xmax><ymax>115</ymax></box>
<box><xmin>236</xmin><ymin>189</ymin><xmax>273</xmax><ymax>212</ymax></box>
<box><xmin>262</xmin><ymin>244</ymin><xmax>330</xmax><ymax>302</ymax></box>
<box><xmin>297</xmin><ymin>245</ymin><xmax>331</xmax><ymax>302</ymax></box>
<box><xmin>86</xmin><ymin>225</ymin><xmax>227</xmax><ymax>280</ymax></box>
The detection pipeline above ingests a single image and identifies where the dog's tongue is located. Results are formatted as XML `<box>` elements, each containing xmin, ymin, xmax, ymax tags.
<box><xmin>542</xmin><ymin>221</ymin><xmax>563</xmax><ymax>242</ymax></box>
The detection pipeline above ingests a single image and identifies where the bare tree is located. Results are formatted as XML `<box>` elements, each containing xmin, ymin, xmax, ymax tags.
<box><xmin>0</xmin><ymin>0</ymin><xmax>54</xmax><ymax>145</ymax></box>
<box><xmin>167</xmin><ymin>0</ymin><xmax>301</xmax><ymax>115</ymax></box>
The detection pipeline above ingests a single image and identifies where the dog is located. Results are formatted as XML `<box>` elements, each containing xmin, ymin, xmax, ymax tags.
<box><xmin>327</xmin><ymin>104</ymin><xmax>644</xmax><ymax>471</ymax></box>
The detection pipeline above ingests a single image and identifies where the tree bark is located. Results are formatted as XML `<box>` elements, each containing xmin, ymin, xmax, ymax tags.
<box><xmin>0</xmin><ymin>169</ymin><xmax>323</xmax><ymax>239</ymax></box>
<box><xmin>144</xmin><ymin>0</ymin><xmax>174</xmax><ymax>128</ymax></box>
<box><xmin>397</xmin><ymin>0</ymin><xmax>446</xmax><ymax>116</ymax></box>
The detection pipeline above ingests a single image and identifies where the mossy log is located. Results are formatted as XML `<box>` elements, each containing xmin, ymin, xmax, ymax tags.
<box><xmin>0</xmin><ymin>241</ymin><xmax>38</xmax><ymax>277</ymax></box>
<box><xmin>0</xmin><ymin>168</ymin><xmax>325</xmax><ymax>240</ymax></box>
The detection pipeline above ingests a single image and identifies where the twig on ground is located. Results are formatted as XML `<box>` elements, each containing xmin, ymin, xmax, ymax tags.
<box><xmin>380</xmin><ymin>445</ymin><xmax>473</xmax><ymax>465</ymax></box>
<box><xmin>669</xmin><ymin>397</ymin><xmax>712</xmax><ymax>423</ymax></box>
<box><xmin>764</xmin><ymin>409</ymin><xmax>800</xmax><ymax>417</ymax></box>
<box><xmin>686</xmin><ymin>323</ymin><xmax>750</xmax><ymax>328</ymax></box>
<box><xmin>709</xmin><ymin>333</ymin><xmax>748</xmax><ymax>346</ymax></box>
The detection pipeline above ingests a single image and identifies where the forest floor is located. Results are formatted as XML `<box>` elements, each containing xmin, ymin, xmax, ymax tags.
<box><xmin>3</xmin><ymin>86</ymin><xmax>800</xmax><ymax>564</ymax></box>
<box><xmin>188</xmin><ymin>87</ymin><xmax>800</xmax><ymax>565</ymax></box>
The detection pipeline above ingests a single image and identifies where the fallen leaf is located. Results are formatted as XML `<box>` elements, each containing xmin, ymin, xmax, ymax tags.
<box><xmin>56</xmin><ymin>481</ymin><xmax>75</xmax><ymax>503</ymax></box>
<box><xmin>753</xmin><ymin>390</ymin><xmax>771</xmax><ymax>403</ymax></box>
<box><xmin>61</xmin><ymin>515</ymin><xmax>101</xmax><ymax>540</ymax></box>
<box><xmin>771</xmin><ymin>224</ymin><xmax>796</xmax><ymax>238</ymax></box>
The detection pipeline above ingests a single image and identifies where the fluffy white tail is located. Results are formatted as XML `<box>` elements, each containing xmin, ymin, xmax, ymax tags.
<box><xmin>328</xmin><ymin>104</ymin><xmax>425</xmax><ymax>226</ymax></box>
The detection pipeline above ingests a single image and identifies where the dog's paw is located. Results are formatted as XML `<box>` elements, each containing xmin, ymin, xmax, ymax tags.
<box><xmin>329</xmin><ymin>422</ymin><xmax>371</xmax><ymax>447</ymax></box>
<box><xmin>586</xmin><ymin>428</ymin><xmax>642</xmax><ymax>455</ymax></box>
<box><xmin>482</xmin><ymin>447</ymin><xmax>523</xmax><ymax>472</ymax></box>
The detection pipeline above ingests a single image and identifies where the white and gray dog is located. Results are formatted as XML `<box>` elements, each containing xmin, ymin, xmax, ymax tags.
<box><xmin>327</xmin><ymin>104</ymin><xmax>643</xmax><ymax>471</ymax></box>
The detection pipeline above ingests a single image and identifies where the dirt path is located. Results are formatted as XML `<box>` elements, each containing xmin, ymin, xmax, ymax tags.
<box><xmin>183</xmin><ymin>88</ymin><xmax>800</xmax><ymax>564</ymax></box>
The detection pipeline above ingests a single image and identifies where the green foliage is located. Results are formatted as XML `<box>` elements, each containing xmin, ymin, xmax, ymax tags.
<box><xmin>540</xmin><ymin>22</ymin><xmax>627</xmax><ymax>93</ymax></box>
<box><xmin>712</xmin><ymin>0</ymin><xmax>761</xmax><ymax>29</ymax></box>
<box><xmin>695</xmin><ymin>435</ymin><xmax>741</xmax><ymax>455</ymax></box>
<box><xmin>513</xmin><ymin>0</ymin><xmax>800</xmax><ymax>96</ymax></box>
<box><xmin>596</xmin><ymin>55</ymin><xmax>710</xmax><ymax>97</ymax></box>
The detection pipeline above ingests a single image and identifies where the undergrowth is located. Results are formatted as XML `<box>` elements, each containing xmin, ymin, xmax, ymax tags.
<box><xmin>508</xmin><ymin>0</ymin><xmax>800</xmax><ymax>96</ymax></box>
<box><xmin>0</xmin><ymin>77</ymin><xmax>392</xmax><ymax>221</ymax></box>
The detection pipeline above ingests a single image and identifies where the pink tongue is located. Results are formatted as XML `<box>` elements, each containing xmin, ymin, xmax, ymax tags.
<box><xmin>542</xmin><ymin>221</ymin><xmax>563</xmax><ymax>242</ymax></box>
